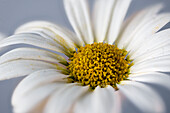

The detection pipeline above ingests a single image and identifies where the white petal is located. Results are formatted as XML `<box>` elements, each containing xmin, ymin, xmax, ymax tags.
<box><xmin>92</xmin><ymin>0</ymin><xmax>116</xmax><ymax>42</ymax></box>
<box><xmin>0</xmin><ymin>48</ymin><xmax>67</xmax><ymax>64</ymax></box>
<box><xmin>126</xmin><ymin>13</ymin><xmax>170</xmax><ymax>53</ymax></box>
<box><xmin>74</xmin><ymin>86</ymin><xmax>120</xmax><ymax>113</ymax></box>
<box><xmin>131</xmin><ymin>55</ymin><xmax>170</xmax><ymax>73</ymax></box>
<box><xmin>130</xmin><ymin>29</ymin><xmax>170</xmax><ymax>59</ymax></box>
<box><xmin>0</xmin><ymin>60</ymin><xmax>59</xmax><ymax>80</ymax></box>
<box><xmin>15</xmin><ymin>21</ymin><xmax>83</xmax><ymax>50</ymax></box>
<box><xmin>113</xmin><ymin>91</ymin><xmax>122</xmax><ymax>113</ymax></box>
<box><xmin>0</xmin><ymin>33</ymin><xmax>68</xmax><ymax>54</ymax></box>
<box><xmin>106</xmin><ymin>0</ymin><xmax>132</xmax><ymax>44</ymax></box>
<box><xmin>117</xmin><ymin>4</ymin><xmax>163</xmax><ymax>49</ymax></box>
<box><xmin>91</xmin><ymin>86</ymin><xmax>115</xmax><ymax>113</ymax></box>
<box><xmin>12</xmin><ymin>69</ymin><xmax>68</xmax><ymax>105</ymax></box>
<box><xmin>133</xmin><ymin>44</ymin><xmax>170</xmax><ymax>64</ymax></box>
<box><xmin>64</xmin><ymin>0</ymin><xmax>94</xmax><ymax>44</ymax></box>
<box><xmin>13</xmin><ymin>83</ymin><xmax>65</xmax><ymax>113</ymax></box>
<box><xmin>44</xmin><ymin>84</ymin><xmax>89</xmax><ymax>113</ymax></box>
<box><xmin>128</xmin><ymin>72</ymin><xmax>170</xmax><ymax>90</ymax></box>
<box><xmin>118</xmin><ymin>81</ymin><xmax>165</xmax><ymax>113</ymax></box>
<box><xmin>73</xmin><ymin>90</ymin><xmax>93</xmax><ymax>113</ymax></box>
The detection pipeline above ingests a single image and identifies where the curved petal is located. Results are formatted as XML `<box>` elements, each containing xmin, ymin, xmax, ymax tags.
<box><xmin>128</xmin><ymin>72</ymin><xmax>170</xmax><ymax>90</ymax></box>
<box><xmin>12</xmin><ymin>69</ymin><xmax>68</xmax><ymax>113</ymax></box>
<box><xmin>15</xmin><ymin>21</ymin><xmax>83</xmax><ymax>50</ymax></box>
<box><xmin>64</xmin><ymin>0</ymin><xmax>94</xmax><ymax>44</ymax></box>
<box><xmin>0</xmin><ymin>48</ymin><xmax>67</xmax><ymax>65</ymax></box>
<box><xmin>90</xmin><ymin>86</ymin><xmax>115</xmax><ymax>113</ymax></box>
<box><xmin>131</xmin><ymin>55</ymin><xmax>170</xmax><ymax>73</ymax></box>
<box><xmin>13</xmin><ymin>83</ymin><xmax>65</xmax><ymax>113</ymax></box>
<box><xmin>0</xmin><ymin>33</ymin><xmax>69</xmax><ymax>55</ymax></box>
<box><xmin>74</xmin><ymin>86</ymin><xmax>121</xmax><ymax>113</ymax></box>
<box><xmin>117</xmin><ymin>4</ymin><xmax>164</xmax><ymax>49</ymax></box>
<box><xmin>44</xmin><ymin>84</ymin><xmax>89</xmax><ymax>113</ymax></box>
<box><xmin>73</xmin><ymin>90</ymin><xmax>93</xmax><ymax>113</ymax></box>
<box><xmin>92</xmin><ymin>0</ymin><xmax>116</xmax><ymax>42</ymax></box>
<box><xmin>130</xmin><ymin>29</ymin><xmax>170</xmax><ymax>59</ymax></box>
<box><xmin>113</xmin><ymin>91</ymin><xmax>122</xmax><ymax>113</ymax></box>
<box><xmin>0</xmin><ymin>60</ymin><xmax>60</xmax><ymax>80</ymax></box>
<box><xmin>106</xmin><ymin>0</ymin><xmax>132</xmax><ymax>44</ymax></box>
<box><xmin>118</xmin><ymin>81</ymin><xmax>165</xmax><ymax>113</ymax></box>
<box><xmin>126</xmin><ymin>13</ymin><xmax>170</xmax><ymax>52</ymax></box>
<box><xmin>133</xmin><ymin>44</ymin><xmax>170</xmax><ymax>64</ymax></box>
<box><xmin>12</xmin><ymin>69</ymin><xmax>68</xmax><ymax>104</ymax></box>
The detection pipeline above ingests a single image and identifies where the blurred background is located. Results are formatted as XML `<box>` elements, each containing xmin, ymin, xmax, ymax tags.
<box><xmin>0</xmin><ymin>0</ymin><xmax>170</xmax><ymax>113</ymax></box>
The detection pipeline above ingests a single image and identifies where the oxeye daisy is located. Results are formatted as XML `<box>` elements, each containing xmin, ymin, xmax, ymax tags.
<box><xmin>0</xmin><ymin>0</ymin><xmax>170</xmax><ymax>113</ymax></box>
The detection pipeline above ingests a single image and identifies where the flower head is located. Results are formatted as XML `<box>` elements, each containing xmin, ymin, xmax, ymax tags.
<box><xmin>0</xmin><ymin>0</ymin><xmax>170</xmax><ymax>113</ymax></box>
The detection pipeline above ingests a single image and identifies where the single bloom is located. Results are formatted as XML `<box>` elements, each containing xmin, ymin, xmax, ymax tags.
<box><xmin>0</xmin><ymin>0</ymin><xmax>170</xmax><ymax>113</ymax></box>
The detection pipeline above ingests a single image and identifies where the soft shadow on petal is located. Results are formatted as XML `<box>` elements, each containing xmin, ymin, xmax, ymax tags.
<box><xmin>128</xmin><ymin>72</ymin><xmax>170</xmax><ymax>90</ymax></box>
<box><xmin>15</xmin><ymin>21</ymin><xmax>83</xmax><ymax>51</ymax></box>
<box><xmin>12</xmin><ymin>69</ymin><xmax>68</xmax><ymax>113</ymax></box>
<box><xmin>131</xmin><ymin>55</ymin><xmax>170</xmax><ymax>73</ymax></box>
<box><xmin>73</xmin><ymin>86</ymin><xmax>122</xmax><ymax>113</ymax></box>
<box><xmin>130</xmin><ymin>29</ymin><xmax>170</xmax><ymax>60</ymax></box>
<box><xmin>117</xmin><ymin>4</ymin><xmax>163</xmax><ymax>49</ymax></box>
<box><xmin>13</xmin><ymin>83</ymin><xmax>65</xmax><ymax>113</ymax></box>
<box><xmin>0</xmin><ymin>33</ymin><xmax>68</xmax><ymax>54</ymax></box>
<box><xmin>106</xmin><ymin>0</ymin><xmax>132</xmax><ymax>44</ymax></box>
<box><xmin>12</xmin><ymin>69</ymin><xmax>68</xmax><ymax>102</ymax></box>
<box><xmin>126</xmin><ymin>13</ymin><xmax>170</xmax><ymax>52</ymax></box>
<box><xmin>0</xmin><ymin>48</ymin><xmax>67</xmax><ymax>64</ymax></box>
<box><xmin>132</xmin><ymin>45</ymin><xmax>170</xmax><ymax>64</ymax></box>
<box><xmin>0</xmin><ymin>60</ymin><xmax>60</xmax><ymax>80</ymax></box>
<box><xmin>44</xmin><ymin>84</ymin><xmax>89</xmax><ymax>113</ymax></box>
<box><xmin>64</xmin><ymin>0</ymin><xmax>94</xmax><ymax>44</ymax></box>
<box><xmin>92</xmin><ymin>0</ymin><xmax>116</xmax><ymax>42</ymax></box>
<box><xmin>118</xmin><ymin>81</ymin><xmax>165</xmax><ymax>113</ymax></box>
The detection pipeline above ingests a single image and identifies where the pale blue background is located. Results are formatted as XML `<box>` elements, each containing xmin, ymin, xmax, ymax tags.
<box><xmin>0</xmin><ymin>0</ymin><xmax>170</xmax><ymax>113</ymax></box>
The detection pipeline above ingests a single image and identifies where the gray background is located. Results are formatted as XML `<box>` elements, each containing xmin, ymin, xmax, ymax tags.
<box><xmin>0</xmin><ymin>0</ymin><xmax>170</xmax><ymax>113</ymax></box>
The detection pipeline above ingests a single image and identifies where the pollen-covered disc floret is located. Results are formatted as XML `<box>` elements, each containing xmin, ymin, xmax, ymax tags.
<box><xmin>68</xmin><ymin>42</ymin><xmax>133</xmax><ymax>89</ymax></box>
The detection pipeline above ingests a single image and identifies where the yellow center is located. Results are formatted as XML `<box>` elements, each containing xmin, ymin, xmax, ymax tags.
<box><xmin>68</xmin><ymin>42</ymin><xmax>133</xmax><ymax>90</ymax></box>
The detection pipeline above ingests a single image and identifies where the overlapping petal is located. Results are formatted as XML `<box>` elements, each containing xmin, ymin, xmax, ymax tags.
<box><xmin>44</xmin><ymin>84</ymin><xmax>89</xmax><ymax>113</ymax></box>
<box><xmin>128</xmin><ymin>72</ymin><xmax>170</xmax><ymax>90</ymax></box>
<box><xmin>126</xmin><ymin>13</ymin><xmax>170</xmax><ymax>54</ymax></box>
<box><xmin>116</xmin><ymin>4</ymin><xmax>164</xmax><ymax>49</ymax></box>
<box><xmin>0</xmin><ymin>48</ymin><xmax>67</xmax><ymax>64</ymax></box>
<box><xmin>0</xmin><ymin>60</ymin><xmax>62</xmax><ymax>80</ymax></box>
<box><xmin>118</xmin><ymin>81</ymin><xmax>165</xmax><ymax>113</ymax></box>
<box><xmin>15</xmin><ymin>21</ymin><xmax>83</xmax><ymax>51</ymax></box>
<box><xmin>131</xmin><ymin>55</ymin><xmax>170</xmax><ymax>73</ymax></box>
<box><xmin>12</xmin><ymin>69</ymin><xmax>68</xmax><ymax>113</ymax></box>
<box><xmin>64</xmin><ymin>0</ymin><xmax>94</xmax><ymax>44</ymax></box>
<box><xmin>130</xmin><ymin>29</ymin><xmax>170</xmax><ymax>60</ymax></box>
<box><xmin>73</xmin><ymin>86</ymin><xmax>121</xmax><ymax>113</ymax></box>
<box><xmin>0</xmin><ymin>0</ymin><xmax>169</xmax><ymax>113</ymax></box>
<box><xmin>93</xmin><ymin>0</ymin><xmax>131</xmax><ymax>44</ymax></box>
<box><xmin>92</xmin><ymin>0</ymin><xmax>116</xmax><ymax>42</ymax></box>
<box><xmin>0</xmin><ymin>33</ymin><xmax>67</xmax><ymax>53</ymax></box>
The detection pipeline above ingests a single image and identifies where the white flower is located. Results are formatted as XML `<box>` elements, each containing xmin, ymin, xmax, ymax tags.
<box><xmin>0</xmin><ymin>0</ymin><xmax>170</xmax><ymax>113</ymax></box>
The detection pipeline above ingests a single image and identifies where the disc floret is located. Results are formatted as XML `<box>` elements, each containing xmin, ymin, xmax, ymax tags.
<box><xmin>68</xmin><ymin>42</ymin><xmax>132</xmax><ymax>89</ymax></box>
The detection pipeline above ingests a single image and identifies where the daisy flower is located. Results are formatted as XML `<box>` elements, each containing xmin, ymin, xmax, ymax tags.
<box><xmin>0</xmin><ymin>0</ymin><xmax>170</xmax><ymax>113</ymax></box>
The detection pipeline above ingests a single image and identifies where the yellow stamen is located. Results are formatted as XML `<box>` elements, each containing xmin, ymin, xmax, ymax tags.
<box><xmin>68</xmin><ymin>42</ymin><xmax>133</xmax><ymax>90</ymax></box>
